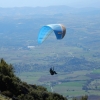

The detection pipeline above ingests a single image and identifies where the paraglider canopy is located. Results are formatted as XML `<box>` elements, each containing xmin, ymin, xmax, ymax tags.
<box><xmin>38</xmin><ymin>24</ymin><xmax>66</xmax><ymax>44</ymax></box>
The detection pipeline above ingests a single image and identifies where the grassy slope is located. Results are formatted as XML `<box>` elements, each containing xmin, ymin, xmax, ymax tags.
<box><xmin>0</xmin><ymin>95</ymin><xmax>11</xmax><ymax>100</ymax></box>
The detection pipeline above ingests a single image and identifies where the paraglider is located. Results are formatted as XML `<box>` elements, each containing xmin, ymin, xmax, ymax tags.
<box><xmin>38</xmin><ymin>24</ymin><xmax>66</xmax><ymax>75</ymax></box>
<box><xmin>38</xmin><ymin>24</ymin><xmax>66</xmax><ymax>44</ymax></box>
<box><xmin>49</xmin><ymin>67</ymin><xmax>57</xmax><ymax>75</ymax></box>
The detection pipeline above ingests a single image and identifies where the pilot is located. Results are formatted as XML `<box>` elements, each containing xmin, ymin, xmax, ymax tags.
<box><xmin>49</xmin><ymin>67</ymin><xmax>57</xmax><ymax>75</ymax></box>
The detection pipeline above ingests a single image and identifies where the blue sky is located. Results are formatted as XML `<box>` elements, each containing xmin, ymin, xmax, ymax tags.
<box><xmin>0</xmin><ymin>0</ymin><xmax>100</xmax><ymax>8</ymax></box>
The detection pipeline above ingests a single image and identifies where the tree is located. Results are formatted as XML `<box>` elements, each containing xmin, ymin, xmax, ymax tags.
<box><xmin>0</xmin><ymin>58</ymin><xmax>67</xmax><ymax>100</ymax></box>
<box><xmin>0</xmin><ymin>58</ymin><xmax>14</xmax><ymax>77</ymax></box>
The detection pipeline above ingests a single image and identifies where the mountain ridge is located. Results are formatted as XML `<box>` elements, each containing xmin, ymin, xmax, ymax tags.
<box><xmin>0</xmin><ymin>5</ymin><xmax>100</xmax><ymax>16</ymax></box>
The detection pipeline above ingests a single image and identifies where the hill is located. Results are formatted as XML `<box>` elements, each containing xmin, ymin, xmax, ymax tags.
<box><xmin>0</xmin><ymin>58</ymin><xmax>89</xmax><ymax>100</ymax></box>
<box><xmin>0</xmin><ymin>94</ymin><xmax>11</xmax><ymax>100</ymax></box>
<box><xmin>0</xmin><ymin>6</ymin><xmax>100</xmax><ymax>16</ymax></box>
<box><xmin>0</xmin><ymin>58</ymin><xmax>67</xmax><ymax>100</ymax></box>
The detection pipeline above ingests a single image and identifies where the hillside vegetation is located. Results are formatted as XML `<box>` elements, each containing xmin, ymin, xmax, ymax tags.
<box><xmin>0</xmin><ymin>58</ymin><xmax>67</xmax><ymax>100</ymax></box>
<box><xmin>0</xmin><ymin>58</ymin><xmax>88</xmax><ymax>100</ymax></box>
<box><xmin>0</xmin><ymin>94</ymin><xmax>11</xmax><ymax>100</ymax></box>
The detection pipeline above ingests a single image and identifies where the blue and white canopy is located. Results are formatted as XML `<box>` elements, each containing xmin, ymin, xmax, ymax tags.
<box><xmin>38</xmin><ymin>24</ymin><xmax>66</xmax><ymax>44</ymax></box>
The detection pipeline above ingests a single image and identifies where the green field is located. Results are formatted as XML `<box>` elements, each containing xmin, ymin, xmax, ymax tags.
<box><xmin>16</xmin><ymin>69</ymin><xmax>100</xmax><ymax>99</ymax></box>
<box><xmin>92</xmin><ymin>69</ymin><xmax>100</xmax><ymax>74</ymax></box>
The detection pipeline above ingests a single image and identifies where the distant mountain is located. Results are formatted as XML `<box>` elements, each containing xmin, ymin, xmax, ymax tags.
<box><xmin>0</xmin><ymin>5</ymin><xmax>100</xmax><ymax>16</ymax></box>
